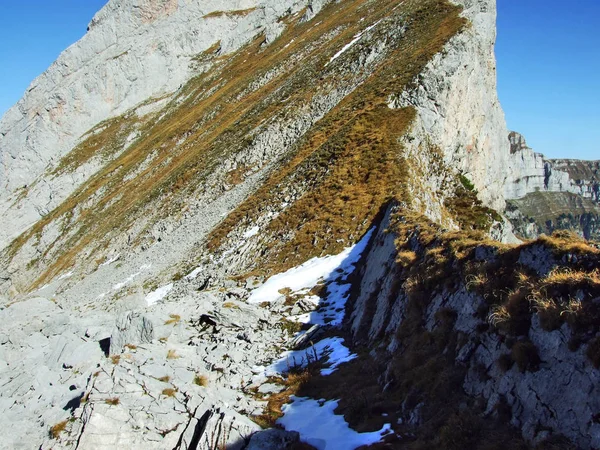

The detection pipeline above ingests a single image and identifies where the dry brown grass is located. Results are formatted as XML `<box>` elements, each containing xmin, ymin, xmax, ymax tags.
<box><xmin>202</xmin><ymin>8</ymin><xmax>257</xmax><ymax>19</ymax></box>
<box><xmin>49</xmin><ymin>420</ymin><xmax>69</xmax><ymax>439</ymax></box>
<box><xmin>162</xmin><ymin>388</ymin><xmax>178</xmax><ymax>398</ymax></box>
<box><xmin>164</xmin><ymin>314</ymin><xmax>181</xmax><ymax>325</ymax></box>
<box><xmin>8</xmin><ymin>0</ymin><xmax>470</xmax><ymax>294</ymax></box>
<box><xmin>166</xmin><ymin>349</ymin><xmax>179</xmax><ymax>359</ymax></box>
<box><xmin>194</xmin><ymin>374</ymin><xmax>209</xmax><ymax>387</ymax></box>
<box><xmin>105</xmin><ymin>397</ymin><xmax>120</xmax><ymax>406</ymax></box>
<box><xmin>252</xmin><ymin>370</ymin><xmax>313</xmax><ymax>428</ymax></box>
<box><xmin>157</xmin><ymin>375</ymin><xmax>171</xmax><ymax>383</ymax></box>
<box><xmin>397</xmin><ymin>250</ymin><xmax>417</xmax><ymax>267</ymax></box>
<box><xmin>110</xmin><ymin>355</ymin><xmax>121</xmax><ymax>365</ymax></box>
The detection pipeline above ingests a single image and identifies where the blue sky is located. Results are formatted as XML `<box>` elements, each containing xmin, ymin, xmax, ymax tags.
<box><xmin>496</xmin><ymin>0</ymin><xmax>600</xmax><ymax>160</ymax></box>
<box><xmin>0</xmin><ymin>1</ymin><xmax>107</xmax><ymax>115</ymax></box>
<box><xmin>0</xmin><ymin>1</ymin><xmax>597</xmax><ymax>160</ymax></box>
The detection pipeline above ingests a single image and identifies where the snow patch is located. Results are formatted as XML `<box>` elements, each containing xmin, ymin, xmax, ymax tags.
<box><xmin>185</xmin><ymin>266</ymin><xmax>203</xmax><ymax>280</ymax></box>
<box><xmin>278</xmin><ymin>396</ymin><xmax>391</xmax><ymax>450</ymax></box>
<box><xmin>243</xmin><ymin>226</ymin><xmax>260</xmax><ymax>239</ymax></box>
<box><xmin>112</xmin><ymin>264</ymin><xmax>152</xmax><ymax>291</ymax></box>
<box><xmin>326</xmin><ymin>21</ymin><xmax>381</xmax><ymax>66</ymax></box>
<box><xmin>145</xmin><ymin>283</ymin><xmax>174</xmax><ymax>306</ymax></box>
<box><xmin>267</xmin><ymin>337</ymin><xmax>357</xmax><ymax>377</ymax></box>
<box><xmin>57</xmin><ymin>271</ymin><xmax>73</xmax><ymax>281</ymax></box>
<box><xmin>248</xmin><ymin>228</ymin><xmax>374</xmax><ymax>304</ymax></box>
<box><xmin>100</xmin><ymin>254</ymin><xmax>120</xmax><ymax>267</ymax></box>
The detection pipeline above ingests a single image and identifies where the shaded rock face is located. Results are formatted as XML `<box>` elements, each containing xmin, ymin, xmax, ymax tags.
<box><xmin>345</xmin><ymin>205</ymin><xmax>600</xmax><ymax>448</ymax></box>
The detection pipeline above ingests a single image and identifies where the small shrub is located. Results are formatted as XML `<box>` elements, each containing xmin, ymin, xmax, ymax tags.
<box><xmin>459</xmin><ymin>174</ymin><xmax>476</xmax><ymax>192</ymax></box>
<box><xmin>280</xmin><ymin>319</ymin><xmax>303</xmax><ymax>336</ymax></box>
<box><xmin>166</xmin><ymin>349</ymin><xmax>179</xmax><ymax>359</ymax></box>
<box><xmin>162</xmin><ymin>388</ymin><xmax>178</xmax><ymax>398</ymax></box>
<box><xmin>124</xmin><ymin>343</ymin><xmax>137</xmax><ymax>350</ymax></box>
<box><xmin>157</xmin><ymin>376</ymin><xmax>171</xmax><ymax>383</ymax></box>
<box><xmin>49</xmin><ymin>420</ymin><xmax>69</xmax><ymax>439</ymax></box>
<box><xmin>194</xmin><ymin>374</ymin><xmax>209</xmax><ymax>387</ymax></box>
<box><xmin>165</xmin><ymin>314</ymin><xmax>181</xmax><ymax>325</ymax></box>
<box><xmin>222</xmin><ymin>301</ymin><xmax>240</xmax><ymax>309</ymax></box>
<box><xmin>105</xmin><ymin>397</ymin><xmax>120</xmax><ymax>406</ymax></box>
<box><xmin>511</xmin><ymin>341</ymin><xmax>541</xmax><ymax>373</ymax></box>
<box><xmin>172</xmin><ymin>272</ymin><xmax>184</xmax><ymax>281</ymax></box>
<box><xmin>497</xmin><ymin>353</ymin><xmax>514</xmax><ymax>373</ymax></box>
<box><xmin>110</xmin><ymin>355</ymin><xmax>121</xmax><ymax>365</ymax></box>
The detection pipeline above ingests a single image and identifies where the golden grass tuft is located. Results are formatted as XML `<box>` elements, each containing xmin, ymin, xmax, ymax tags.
<box><xmin>194</xmin><ymin>374</ymin><xmax>209</xmax><ymax>387</ymax></box>
<box><xmin>164</xmin><ymin>314</ymin><xmax>181</xmax><ymax>325</ymax></box>
<box><xmin>162</xmin><ymin>388</ymin><xmax>178</xmax><ymax>398</ymax></box>
<box><xmin>166</xmin><ymin>349</ymin><xmax>179</xmax><ymax>359</ymax></box>
<box><xmin>49</xmin><ymin>420</ymin><xmax>69</xmax><ymax>439</ymax></box>
<box><xmin>105</xmin><ymin>397</ymin><xmax>120</xmax><ymax>406</ymax></box>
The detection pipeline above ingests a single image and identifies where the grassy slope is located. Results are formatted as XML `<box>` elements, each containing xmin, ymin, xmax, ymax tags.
<box><xmin>6</xmin><ymin>0</ymin><xmax>470</xmax><ymax>291</ymax></box>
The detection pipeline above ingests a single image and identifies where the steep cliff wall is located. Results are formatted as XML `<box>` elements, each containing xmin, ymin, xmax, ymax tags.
<box><xmin>345</xmin><ymin>205</ymin><xmax>600</xmax><ymax>448</ymax></box>
<box><xmin>505</xmin><ymin>131</ymin><xmax>599</xmax><ymax>202</ymax></box>
<box><xmin>392</xmin><ymin>0</ymin><xmax>510</xmax><ymax>213</ymax></box>
<box><xmin>504</xmin><ymin>132</ymin><xmax>600</xmax><ymax>240</ymax></box>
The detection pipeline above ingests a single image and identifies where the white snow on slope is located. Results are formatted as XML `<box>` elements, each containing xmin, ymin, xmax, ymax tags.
<box><xmin>112</xmin><ymin>264</ymin><xmax>152</xmax><ymax>291</ymax></box>
<box><xmin>57</xmin><ymin>271</ymin><xmax>73</xmax><ymax>281</ymax></box>
<box><xmin>266</xmin><ymin>337</ymin><xmax>357</xmax><ymax>377</ymax></box>
<box><xmin>145</xmin><ymin>283</ymin><xmax>174</xmax><ymax>306</ymax></box>
<box><xmin>243</xmin><ymin>226</ymin><xmax>260</xmax><ymax>239</ymax></box>
<box><xmin>248</xmin><ymin>227</ymin><xmax>374</xmax><ymax>304</ymax></box>
<box><xmin>100</xmin><ymin>254</ymin><xmax>120</xmax><ymax>267</ymax></box>
<box><xmin>326</xmin><ymin>21</ymin><xmax>381</xmax><ymax>66</ymax></box>
<box><xmin>278</xmin><ymin>397</ymin><xmax>392</xmax><ymax>450</ymax></box>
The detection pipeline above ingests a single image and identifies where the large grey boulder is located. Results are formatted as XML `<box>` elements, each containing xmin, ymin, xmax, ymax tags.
<box><xmin>111</xmin><ymin>311</ymin><xmax>154</xmax><ymax>352</ymax></box>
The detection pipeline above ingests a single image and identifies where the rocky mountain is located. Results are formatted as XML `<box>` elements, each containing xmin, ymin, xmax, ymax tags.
<box><xmin>505</xmin><ymin>131</ymin><xmax>600</xmax><ymax>240</ymax></box>
<box><xmin>1</xmin><ymin>0</ymin><xmax>599</xmax><ymax>449</ymax></box>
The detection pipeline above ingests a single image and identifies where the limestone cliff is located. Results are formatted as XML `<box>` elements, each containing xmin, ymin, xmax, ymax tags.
<box><xmin>505</xmin><ymin>131</ymin><xmax>600</xmax><ymax>240</ymax></box>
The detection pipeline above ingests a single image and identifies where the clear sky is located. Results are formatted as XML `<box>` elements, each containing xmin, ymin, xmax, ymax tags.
<box><xmin>0</xmin><ymin>1</ymin><xmax>107</xmax><ymax>116</ymax></box>
<box><xmin>0</xmin><ymin>1</ymin><xmax>597</xmax><ymax>160</ymax></box>
<box><xmin>496</xmin><ymin>0</ymin><xmax>600</xmax><ymax>160</ymax></box>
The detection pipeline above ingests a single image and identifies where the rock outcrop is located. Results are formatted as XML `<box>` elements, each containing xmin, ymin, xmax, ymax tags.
<box><xmin>504</xmin><ymin>131</ymin><xmax>599</xmax><ymax>239</ymax></box>
<box><xmin>505</xmin><ymin>131</ymin><xmax>599</xmax><ymax>202</ymax></box>
<box><xmin>346</xmin><ymin>205</ymin><xmax>600</xmax><ymax>448</ymax></box>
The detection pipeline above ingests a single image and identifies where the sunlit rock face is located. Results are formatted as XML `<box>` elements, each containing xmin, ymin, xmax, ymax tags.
<box><xmin>0</xmin><ymin>0</ymin><xmax>328</xmax><ymax>250</ymax></box>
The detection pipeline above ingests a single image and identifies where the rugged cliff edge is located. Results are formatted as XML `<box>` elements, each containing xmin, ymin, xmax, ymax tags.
<box><xmin>0</xmin><ymin>0</ymin><xmax>598</xmax><ymax>449</ymax></box>
<box><xmin>505</xmin><ymin>132</ymin><xmax>600</xmax><ymax>240</ymax></box>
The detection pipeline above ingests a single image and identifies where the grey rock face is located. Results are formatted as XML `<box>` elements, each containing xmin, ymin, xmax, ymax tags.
<box><xmin>0</xmin><ymin>0</ymin><xmax>330</xmax><ymax>251</ymax></box>
<box><xmin>505</xmin><ymin>131</ymin><xmax>599</xmax><ymax>202</ymax></box>
<box><xmin>111</xmin><ymin>311</ymin><xmax>154</xmax><ymax>352</ymax></box>
<box><xmin>392</xmin><ymin>0</ymin><xmax>510</xmax><ymax>213</ymax></box>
